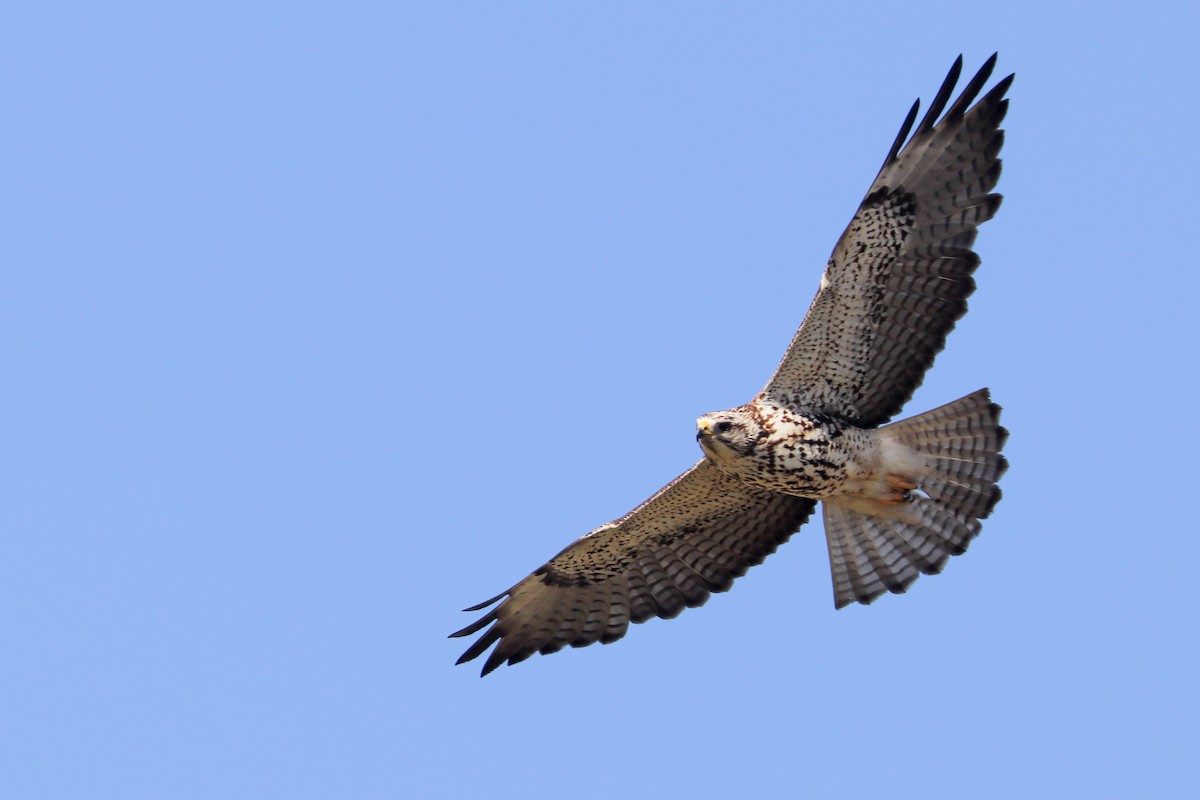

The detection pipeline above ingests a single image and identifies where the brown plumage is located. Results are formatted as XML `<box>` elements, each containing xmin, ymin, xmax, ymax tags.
<box><xmin>453</xmin><ymin>55</ymin><xmax>1011</xmax><ymax>676</ymax></box>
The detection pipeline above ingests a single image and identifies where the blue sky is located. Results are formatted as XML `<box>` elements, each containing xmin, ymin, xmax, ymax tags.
<box><xmin>4</xmin><ymin>2</ymin><xmax>1198</xmax><ymax>798</ymax></box>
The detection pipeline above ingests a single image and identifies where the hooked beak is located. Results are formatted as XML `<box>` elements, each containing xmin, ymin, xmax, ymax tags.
<box><xmin>696</xmin><ymin>418</ymin><xmax>718</xmax><ymax>461</ymax></box>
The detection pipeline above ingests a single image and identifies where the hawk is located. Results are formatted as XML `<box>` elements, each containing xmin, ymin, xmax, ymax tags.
<box><xmin>453</xmin><ymin>55</ymin><xmax>1012</xmax><ymax>676</ymax></box>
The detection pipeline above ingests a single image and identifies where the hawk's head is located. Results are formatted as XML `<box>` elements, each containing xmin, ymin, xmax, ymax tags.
<box><xmin>695</xmin><ymin>407</ymin><xmax>762</xmax><ymax>465</ymax></box>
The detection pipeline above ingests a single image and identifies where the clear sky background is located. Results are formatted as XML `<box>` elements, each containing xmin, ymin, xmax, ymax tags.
<box><xmin>4</xmin><ymin>3</ymin><xmax>1198</xmax><ymax>798</ymax></box>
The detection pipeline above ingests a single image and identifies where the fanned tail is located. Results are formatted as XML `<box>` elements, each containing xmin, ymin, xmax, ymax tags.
<box><xmin>824</xmin><ymin>389</ymin><xmax>1007</xmax><ymax>608</ymax></box>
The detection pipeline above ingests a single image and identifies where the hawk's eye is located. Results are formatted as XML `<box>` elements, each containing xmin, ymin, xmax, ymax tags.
<box><xmin>713</xmin><ymin>421</ymin><xmax>733</xmax><ymax>434</ymax></box>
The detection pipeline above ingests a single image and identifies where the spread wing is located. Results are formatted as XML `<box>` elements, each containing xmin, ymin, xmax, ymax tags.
<box><xmin>451</xmin><ymin>461</ymin><xmax>815</xmax><ymax>676</ymax></box>
<box><xmin>762</xmin><ymin>55</ymin><xmax>1012</xmax><ymax>427</ymax></box>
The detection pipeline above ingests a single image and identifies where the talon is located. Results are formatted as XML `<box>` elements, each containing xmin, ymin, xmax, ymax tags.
<box><xmin>878</xmin><ymin>490</ymin><xmax>912</xmax><ymax>506</ymax></box>
<box><xmin>876</xmin><ymin>474</ymin><xmax>916</xmax><ymax>506</ymax></box>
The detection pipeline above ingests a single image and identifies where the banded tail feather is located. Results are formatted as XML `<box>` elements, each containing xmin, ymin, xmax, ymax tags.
<box><xmin>824</xmin><ymin>389</ymin><xmax>1007</xmax><ymax>608</ymax></box>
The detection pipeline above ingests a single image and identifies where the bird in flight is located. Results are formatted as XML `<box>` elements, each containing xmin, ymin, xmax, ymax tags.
<box><xmin>453</xmin><ymin>55</ymin><xmax>1012</xmax><ymax>676</ymax></box>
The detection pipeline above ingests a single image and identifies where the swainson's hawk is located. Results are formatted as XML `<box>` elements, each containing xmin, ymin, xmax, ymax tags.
<box><xmin>453</xmin><ymin>55</ymin><xmax>1011</xmax><ymax>676</ymax></box>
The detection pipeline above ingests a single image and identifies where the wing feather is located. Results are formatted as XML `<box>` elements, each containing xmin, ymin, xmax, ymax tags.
<box><xmin>762</xmin><ymin>55</ymin><xmax>1012</xmax><ymax>426</ymax></box>
<box><xmin>451</xmin><ymin>461</ymin><xmax>815</xmax><ymax>676</ymax></box>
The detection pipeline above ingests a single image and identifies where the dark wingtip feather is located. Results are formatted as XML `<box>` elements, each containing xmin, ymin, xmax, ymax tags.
<box><xmin>992</xmin><ymin>73</ymin><xmax>1016</xmax><ymax>101</ymax></box>
<box><xmin>451</xmin><ymin>594</ymin><xmax>510</xmax><ymax>675</ymax></box>
<box><xmin>878</xmin><ymin>55</ymin><xmax>1009</xmax><ymax>180</ymax></box>
<box><xmin>448</xmin><ymin>608</ymin><xmax>499</xmax><ymax>639</ymax></box>
<box><xmin>461</xmin><ymin>592</ymin><xmax>507</xmax><ymax>613</ymax></box>
<box><xmin>913</xmin><ymin>55</ymin><xmax>963</xmax><ymax>137</ymax></box>
<box><xmin>940</xmin><ymin>54</ymin><xmax>998</xmax><ymax>123</ymax></box>
<box><xmin>456</xmin><ymin>626</ymin><xmax>501</xmax><ymax>666</ymax></box>
<box><xmin>881</xmin><ymin>98</ymin><xmax>921</xmax><ymax>172</ymax></box>
<box><xmin>480</xmin><ymin>647</ymin><xmax>510</xmax><ymax>677</ymax></box>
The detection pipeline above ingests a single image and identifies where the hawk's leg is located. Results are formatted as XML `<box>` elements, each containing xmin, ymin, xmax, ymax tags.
<box><xmin>880</xmin><ymin>474</ymin><xmax>917</xmax><ymax>505</ymax></box>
